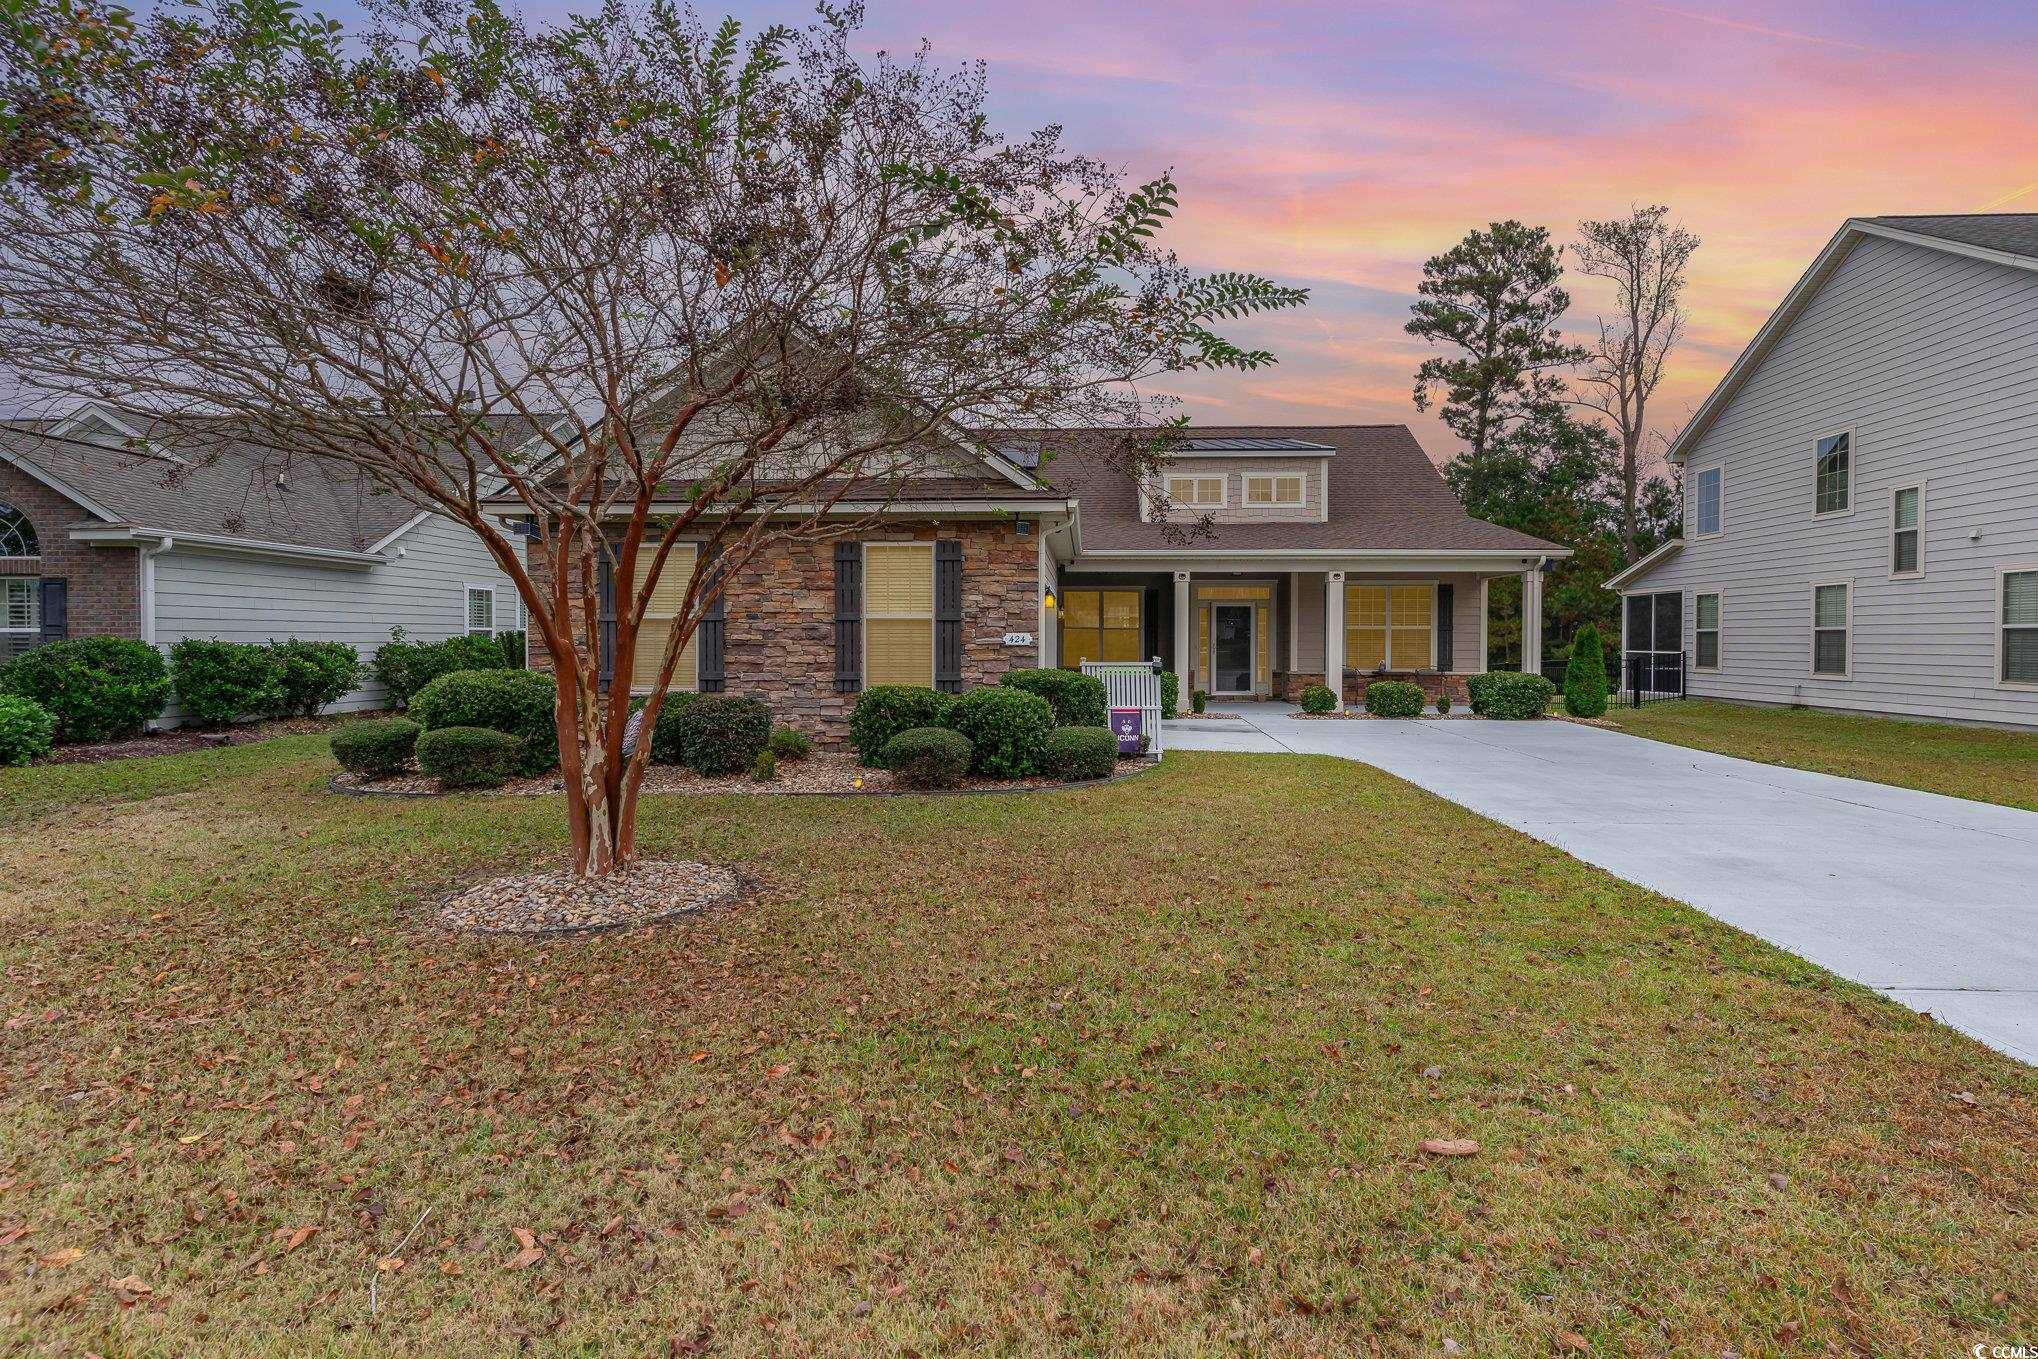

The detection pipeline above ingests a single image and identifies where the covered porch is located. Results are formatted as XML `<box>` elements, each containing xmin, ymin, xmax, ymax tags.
<box><xmin>1046</xmin><ymin>555</ymin><xmax>1551</xmax><ymax>712</ymax></box>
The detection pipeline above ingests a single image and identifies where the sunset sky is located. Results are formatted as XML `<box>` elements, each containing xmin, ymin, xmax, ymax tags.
<box><xmin>645</xmin><ymin>0</ymin><xmax>2038</xmax><ymax>464</ymax></box>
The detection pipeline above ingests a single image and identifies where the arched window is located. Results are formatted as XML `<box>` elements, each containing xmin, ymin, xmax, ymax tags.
<box><xmin>0</xmin><ymin>503</ymin><xmax>37</xmax><ymax>559</ymax></box>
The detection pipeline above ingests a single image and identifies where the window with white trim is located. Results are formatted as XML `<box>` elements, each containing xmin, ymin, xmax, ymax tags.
<box><xmin>2003</xmin><ymin>570</ymin><xmax>2038</xmax><ymax>686</ymax></box>
<box><xmin>1163</xmin><ymin>474</ymin><xmax>1225</xmax><ymax>508</ymax></box>
<box><xmin>1</xmin><ymin>577</ymin><xmax>40</xmax><ymax>663</ymax></box>
<box><xmin>1814</xmin><ymin>432</ymin><xmax>1850</xmax><ymax>515</ymax></box>
<box><xmin>1891</xmin><ymin>486</ymin><xmax>1922</xmax><ymax>576</ymax></box>
<box><xmin>1812</xmin><ymin>583</ymin><xmax>1849</xmax><ymax>676</ymax></box>
<box><xmin>1693</xmin><ymin>466</ymin><xmax>1722</xmax><ymax>537</ymax></box>
<box><xmin>1694</xmin><ymin>592</ymin><xmax>1720</xmax><ymax>671</ymax></box>
<box><xmin>862</xmin><ymin>542</ymin><xmax>934</xmax><ymax>687</ymax></box>
<box><xmin>1344</xmin><ymin>583</ymin><xmax>1434</xmax><ymax>671</ymax></box>
<box><xmin>1244</xmin><ymin>473</ymin><xmax>1304</xmax><ymax>507</ymax></box>
<box><xmin>465</xmin><ymin>586</ymin><xmax>496</xmax><ymax>637</ymax></box>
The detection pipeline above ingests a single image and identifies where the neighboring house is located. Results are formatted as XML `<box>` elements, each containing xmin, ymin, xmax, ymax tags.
<box><xmin>508</xmin><ymin>421</ymin><xmax>1562</xmax><ymax>738</ymax></box>
<box><xmin>0</xmin><ymin>402</ymin><xmax>524</xmax><ymax>720</ymax></box>
<box><xmin>1607</xmin><ymin>213</ymin><xmax>2038</xmax><ymax>728</ymax></box>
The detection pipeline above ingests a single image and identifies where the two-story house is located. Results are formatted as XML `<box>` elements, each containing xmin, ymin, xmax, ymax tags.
<box><xmin>1607</xmin><ymin>214</ymin><xmax>2038</xmax><ymax>728</ymax></box>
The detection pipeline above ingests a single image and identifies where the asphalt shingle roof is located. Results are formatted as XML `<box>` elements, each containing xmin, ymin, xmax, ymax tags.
<box><xmin>1859</xmin><ymin>214</ymin><xmax>2038</xmax><ymax>260</ymax></box>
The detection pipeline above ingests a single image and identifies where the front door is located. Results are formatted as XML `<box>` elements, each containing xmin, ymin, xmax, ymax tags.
<box><xmin>1212</xmin><ymin>604</ymin><xmax>1254</xmax><ymax>694</ymax></box>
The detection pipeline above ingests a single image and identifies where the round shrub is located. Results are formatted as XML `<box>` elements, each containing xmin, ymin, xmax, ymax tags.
<box><xmin>1435</xmin><ymin>691</ymin><xmax>1453</xmax><ymax>715</ymax></box>
<box><xmin>673</xmin><ymin>695</ymin><xmax>771</xmax><ymax>776</ymax></box>
<box><xmin>1158</xmin><ymin>670</ymin><xmax>1180</xmax><ymax>721</ymax></box>
<box><xmin>372</xmin><ymin>631</ymin><xmax>507</xmax><ymax>707</ymax></box>
<box><xmin>767</xmin><ymin>725</ymin><xmax>812</xmax><ymax>761</ymax></box>
<box><xmin>848</xmin><ymin>685</ymin><xmax>953</xmax><ymax>767</ymax></box>
<box><xmin>0</xmin><ymin>693</ymin><xmax>56</xmax><ymax>766</ymax></box>
<box><xmin>751</xmin><ymin>749</ymin><xmax>779</xmax><ymax>782</ymax></box>
<box><xmin>943</xmin><ymin>686</ymin><xmax>1053</xmax><ymax>778</ymax></box>
<box><xmin>269</xmin><ymin>639</ymin><xmax>364</xmax><ymax>718</ymax></box>
<box><xmin>1484</xmin><ymin>672</ymin><xmax>1557</xmax><ymax>720</ymax></box>
<box><xmin>1363</xmin><ymin>680</ymin><xmax>1426</xmax><ymax>719</ymax></box>
<box><xmin>1190</xmin><ymin>688</ymin><xmax>1207</xmax><ymax>714</ymax></box>
<box><xmin>1298</xmin><ymin>683</ymin><xmax>1336</xmax><ymax>714</ymax></box>
<box><xmin>881</xmin><ymin>726</ymin><xmax>973</xmax><ymax>789</ymax></box>
<box><xmin>409</xmin><ymin>668</ymin><xmax>559</xmax><ymax>775</ymax></box>
<box><xmin>1466</xmin><ymin>672</ymin><xmax>1500</xmax><ymax>716</ymax></box>
<box><xmin>1043</xmin><ymin>726</ymin><xmax>1118</xmax><ymax>782</ymax></box>
<box><xmin>0</xmin><ymin>635</ymin><xmax>171</xmax><ymax>742</ymax></box>
<box><xmin>999</xmin><ymin>668</ymin><xmax>1107</xmax><ymax>727</ymax></box>
<box><xmin>330</xmin><ymin>717</ymin><xmax>420</xmax><ymax>777</ymax></box>
<box><xmin>415</xmin><ymin>725</ymin><xmax>523</xmax><ymax>789</ymax></box>
<box><xmin>170</xmin><ymin>638</ymin><xmax>286</xmax><ymax>728</ymax></box>
<box><xmin>645</xmin><ymin>691</ymin><xmax>696</xmax><ymax>764</ymax></box>
<box><xmin>1562</xmin><ymin>625</ymin><xmax>1610</xmax><ymax>719</ymax></box>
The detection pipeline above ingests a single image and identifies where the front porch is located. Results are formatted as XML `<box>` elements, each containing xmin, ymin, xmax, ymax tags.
<box><xmin>1047</xmin><ymin>559</ymin><xmax>1549</xmax><ymax>711</ymax></box>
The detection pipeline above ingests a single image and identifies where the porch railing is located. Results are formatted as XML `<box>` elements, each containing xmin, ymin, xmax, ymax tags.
<box><xmin>1079</xmin><ymin>660</ymin><xmax>1165</xmax><ymax>756</ymax></box>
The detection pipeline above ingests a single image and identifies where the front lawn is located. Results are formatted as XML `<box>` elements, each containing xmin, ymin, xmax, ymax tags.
<box><xmin>1601</xmin><ymin>699</ymin><xmax>2038</xmax><ymax>812</ymax></box>
<box><xmin>1</xmin><ymin>741</ymin><xmax>2030</xmax><ymax>1356</ymax></box>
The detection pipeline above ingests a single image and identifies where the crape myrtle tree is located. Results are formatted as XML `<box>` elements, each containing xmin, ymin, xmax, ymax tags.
<box><xmin>0</xmin><ymin>0</ymin><xmax>1305</xmax><ymax>874</ymax></box>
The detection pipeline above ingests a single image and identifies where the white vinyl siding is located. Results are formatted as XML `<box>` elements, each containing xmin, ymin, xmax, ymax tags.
<box><xmin>863</xmin><ymin>543</ymin><xmax>934</xmax><ymax>688</ymax></box>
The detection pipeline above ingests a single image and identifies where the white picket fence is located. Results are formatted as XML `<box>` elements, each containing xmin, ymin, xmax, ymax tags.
<box><xmin>1079</xmin><ymin>660</ymin><xmax>1166</xmax><ymax>756</ymax></box>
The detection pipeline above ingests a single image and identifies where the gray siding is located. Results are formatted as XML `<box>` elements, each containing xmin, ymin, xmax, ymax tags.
<box><xmin>153</xmin><ymin>514</ymin><xmax>520</xmax><ymax>720</ymax></box>
<box><xmin>1630</xmin><ymin>233</ymin><xmax>2038</xmax><ymax>726</ymax></box>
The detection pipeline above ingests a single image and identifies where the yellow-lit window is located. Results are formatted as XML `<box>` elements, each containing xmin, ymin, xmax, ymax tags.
<box><xmin>630</xmin><ymin>542</ymin><xmax>699</xmax><ymax>691</ymax></box>
<box><xmin>1244</xmin><ymin>474</ymin><xmax>1304</xmax><ymax>506</ymax></box>
<box><xmin>864</xmin><ymin>543</ymin><xmax>934</xmax><ymax>687</ymax></box>
<box><xmin>1164</xmin><ymin>474</ymin><xmax>1224</xmax><ymax>508</ymax></box>
<box><xmin>1345</xmin><ymin>583</ymin><xmax>1434</xmax><ymax>670</ymax></box>
<box><xmin>1060</xmin><ymin>588</ymin><xmax>1142</xmax><ymax>667</ymax></box>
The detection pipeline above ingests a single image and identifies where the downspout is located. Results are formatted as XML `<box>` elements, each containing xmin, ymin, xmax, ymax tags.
<box><xmin>140</xmin><ymin>534</ymin><xmax>173</xmax><ymax>729</ymax></box>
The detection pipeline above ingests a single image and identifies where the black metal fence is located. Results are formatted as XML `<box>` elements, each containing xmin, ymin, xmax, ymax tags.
<box><xmin>1622</xmin><ymin>651</ymin><xmax>1686</xmax><ymax>707</ymax></box>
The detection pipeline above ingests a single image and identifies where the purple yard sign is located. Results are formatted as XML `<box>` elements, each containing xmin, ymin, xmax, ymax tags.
<box><xmin>1109</xmin><ymin>707</ymin><xmax>1144</xmax><ymax>755</ymax></box>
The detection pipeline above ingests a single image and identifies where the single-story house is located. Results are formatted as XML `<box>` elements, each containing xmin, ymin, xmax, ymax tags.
<box><xmin>0</xmin><ymin>402</ymin><xmax>524</xmax><ymax>719</ymax></box>
<box><xmin>1606</xmin><ymin>213</ymin><xmax>2038</xmax><ymax>728</ymax></box>
<box><xmin>509</xmin><ymin>422</ymin><xmax>1564</xmax><ymax>737</ymax></box>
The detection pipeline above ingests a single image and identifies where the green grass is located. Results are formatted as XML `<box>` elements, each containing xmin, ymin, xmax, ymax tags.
<box><xmin>1</xmin><ymin>742</ymin><xmax>2032</xmax><ymax>1356</ymax></box>
<box><xmin>1602</xmin><ymin>700</ymin><xmax>2038</xmax><ymax>812</ymax></box>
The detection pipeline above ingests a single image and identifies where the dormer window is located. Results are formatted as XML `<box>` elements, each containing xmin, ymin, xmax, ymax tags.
<box><xmin>1164</xmin><ymin>473</ymin><xmax>1225</xmax><ymax>508</ymax></box>
<box><xmin>1244</xmin><ymin>474</ymin><xmax>1304</xmax><ymax>507</ymax></box>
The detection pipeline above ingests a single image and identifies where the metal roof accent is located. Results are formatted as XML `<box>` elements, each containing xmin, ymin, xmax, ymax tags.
<box><xmin>1175</xmin><ymin>437</ymin><xmax>1336</xmax><ymax>453</ymax></box>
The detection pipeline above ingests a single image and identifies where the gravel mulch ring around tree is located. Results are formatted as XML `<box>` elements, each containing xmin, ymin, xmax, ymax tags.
<box><xmin>332</xmin><ymin>752</ymin><xmax>1159</xmax><ymax>798</ymax></box>
<box><xmin>433</xmin><ymin>859</ymin><xmax>747</xmax><ymax>935</ymax></box>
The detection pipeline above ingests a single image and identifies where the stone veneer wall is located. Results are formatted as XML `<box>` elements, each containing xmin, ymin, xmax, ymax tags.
<box><xmin>0</xmin><ymin>460</ymin><xmax>139</xmax><ymax>643</ymax></box>
<box><xmin>526</xmin><ymin>520</ymin><xmax>1041</xmax><ymax>747</ymax></box>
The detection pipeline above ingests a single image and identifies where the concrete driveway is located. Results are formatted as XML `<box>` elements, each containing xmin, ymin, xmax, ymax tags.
<box><xmin>1166</xmin><ymin>703</ymin><xmax>2038</xmax><ymax>1065</ymax></box>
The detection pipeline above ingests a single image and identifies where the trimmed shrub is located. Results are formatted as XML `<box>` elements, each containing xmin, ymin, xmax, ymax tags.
<box><xmin>268</xmin><ymin>639</ymin><xmax>364</xmax><ymax>718</ymax></box>
<box><xmin>1436</xmin><ymin>691</ymin><xmax>1453</xmax><ymax>715</ymax></box>
<box><xmin>767</xmin><ymin>725</ymin><xmax>812</xmax><ymax>761</ymax></box>
<box><xmin>1562</xmin><ymin>625</ymin><xmax>1610</xmax><ymax>719</ymax></box>
<box><xmin>751</xmin><ymin>749</ymin><xmax>778</xmax><ymax>782</ymax></box>
<box><xmin>848</xmin><ymin>685</ymin><xmax>953</xmax><ymax>767</ymax></box>
<box><xmin>170</xmin><ymin>638</ymin><xmax>286</xmax><ymax>728</ymax></box>
<box><xmin>1191</xmin><ymin>688</ymin><xmax>1207</xmax><ymax>714</ymax></box>
<box><xmin>999</xmin><ymin>668</ymin><xmax>1107</xmax><ymax>727</ymax></box>
<box><xmin>943</xmin><ymin>686</ymin><xmax>1053</xmax><ymax>778</ymax></box>
<box><xmin>409</xmin><ymin>668</ymin><xmax>558</xmax><ymax>775</ymax></box>
<box><xmin>1043</xmin><ymin>726</ymin><xmax>1117</xmax><ymax>782</ymax></box>
<box><xmin>331</xmin><ymin>717</ymin><xmax>420</xmax><ymax>777</ymax></box>
<box><xmin>645</xmin><ymin>692</ymin><xmax>696</xmax><ymax>765</ymax></box>
<box><xmin>1298</xmin><ymin>683</ymin><xmax>1336</xmax><ymax>714</ymax></box>
<box><xmin>0</xmin><ymin>636</ymin><xmax>171</xmax><ymax>742</ymax></box>
<box><xmin>1485</xmin><ymin>672</ymin><xmax>1557</xmax><ymax>720</ymax></box>
<box><xmin>673</xmin><ymin>695</ymin><xmax>771</xmax><ymax>776</ymax></box>
<box><xmin>1363</xmin><ymin>680</ymin><xmax>1426</xmax><ymax>719</ymax></box>
<box><xmin>415</xmin><ymin>726</ymin><xmax>522</xmax><ymax>789</ymax></box>
<box><xmin>1158</xmin><ymin>671</ymin><xmax>1180</xmax><ymax>721</ymax></box>
<box><xmin>0</xmin><ymin>693</ymin><xmax>56</xmax><ymax>766</ymax></box>
<box><xmin>1466</xmin><ymin>672</ymin><xmax>1500</xmax><ymax>716</ymax></box>
<box><xmin>881</xmin><ymin>726</ymin><xmax>973</xmax><ymax>789</ymax></box>
<box><xmin>495</xmin><ymin>629</ymin><xmax>527</xmax><ymax>669</ymax></box>
<box><xmin>372</xmin><ymin>630</ymin><xmax>507</xmax><ymax>707</ymax></box>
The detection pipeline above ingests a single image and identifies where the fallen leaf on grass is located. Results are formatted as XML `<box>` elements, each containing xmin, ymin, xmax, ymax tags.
<box><xmin>39</xmin><ymin>1247</ymin><xmax>84</xmax><ymax>1268</ymax></box>
<box><xmin>281</xmin><ymin>1225</ymin><xmax>319</xmax><ymax>1254</ymax></box>
<box><xmin>1557</xmin><ymin>1331</ymin><xmax>1588</xmax><ymax>1352</ymax></box>
<box><xmin>511</xmin><ymin>1227</ymin><xmax>537</xmax><ymax>1250</ymax></box>
<box><xmin>1420</xmin><ymin>1138</ymin><xmax>1479</xmax><ymax>1158</ymax></box>
<box><xmin>506</xmin><ymin>1247</ymin><xmax>544</xmax><ymax>1270</ymax></box>
<box><xmin>107</xmin><ymin>1274</ymin><xmax>152</xmax><ymax>1298</ymax></box>
<box><xmin>375</xmin><ymin>1256</ymin><xmax>404</xmax><ymax>1273</ymax></box>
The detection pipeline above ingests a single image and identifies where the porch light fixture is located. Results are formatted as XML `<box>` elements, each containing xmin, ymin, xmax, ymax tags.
<box><xmin>1043</xmin><ymin>588</ymin><xmax>1057</xmax><ymax>611</ymax></box>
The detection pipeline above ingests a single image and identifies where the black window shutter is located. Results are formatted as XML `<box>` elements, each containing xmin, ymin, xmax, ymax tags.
<box><xmin>39</xmin><ymin>577</ymin><xmax>68</xmax><ymax>643</ymax></box>
<box><xmin>596</xmin><ymin>553</ymin><xmax>617</xmax><ymax>686</ymax></box>
<box><xmin>698</xmin><ymin>548</ymin><xmax>727</xmax><ymax>693</ymax></box>
<box><xmin>934</xmin><ymin>539</ymin><xmax>963</xmax><ymax>693</ymax></box>
<box><xmin>833</xmin><ymin>542</ymin><xmax>862</xmax><ymax>692</ymax></box>
<box><xmin>1143</xmin><ymin>584</ymin><xmax>1161</xmax><ymax>663</ymax></box>
<box><xmin>1435</xmin><ymin>582</ymin><xmax>1454</xmax><ymax>671</ymax></box>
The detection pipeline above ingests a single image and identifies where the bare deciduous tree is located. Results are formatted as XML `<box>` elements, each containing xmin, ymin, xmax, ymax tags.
<box><xmin>0</xmin><ymin>0</ymin><xmax>1304</xmax><ymax>874</ymax></box>
<box><xmin>1573</xmin><ymin>205</ymin><xmax>1699</xmax><ymax>562</ymax></box>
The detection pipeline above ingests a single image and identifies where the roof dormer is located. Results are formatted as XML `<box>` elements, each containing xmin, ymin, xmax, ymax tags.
<box><xmin>1141</xmin><ymin>436</ymin><xmax>1334</xmax><ymax>524</ymax></box>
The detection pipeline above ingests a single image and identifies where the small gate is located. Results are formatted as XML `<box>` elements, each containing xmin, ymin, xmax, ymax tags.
<box><xmin>1080</xmin><ymin>660</ymin><xmax>1165</xmax><ymax>756</ymax></box>
<box><xmin>1622</xmin><ymin>650</ymin><xmax>1687</xmax><ymax>707</ymax></box>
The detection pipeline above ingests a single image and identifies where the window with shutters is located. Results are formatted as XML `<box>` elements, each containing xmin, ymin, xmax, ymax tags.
<box><xmin>1694</xmin><ymin>592</ymin><xmax>1721</xmax><ymax>671</ymax></box>
<box><xmin>1344</xmin><ymin>583</ymin><xmax>1434</xmax><ymax>671</ymax></box>
<box><xmin>0</xmin><ymin>577</ymin><xmax>38</xmax><ymax>663</ymax></box>
<box><xmin>1163</xmin><ymin>474</ymin><xmax>1225</xmax><ymax>508</ymax></box>
<box><xmin>862</xmin><ymin>542</ymin><xmax>934</xmax><ymax>687</ymax></box>
<box><xmin>2001</xmin><ymin>568</ymin><xmax>2038</xmax><ymax>687</ymax></box>
<box><xmin>1811</xmin><ymin>582</ymin><xmax>1849</xmax><ymax>677</ymax></box>
<box><xmin>1814</xmin><ymin>431</ymin><xmax>1851</xmax><ymax>515</ymax></box>
<box><xmin>464</xmin><ymin>585</ymin><xmax>496</xmax><ymax>638</ymax></box>
<box><xmin>1891</xmin><ymin>486</ymin><xmax>1923</xmax><ymax>577</ymax></box>
<box><xmin>1059</xmin><ymin>588</ymin><xmax>1142</xmax><ymax>667</ymax></box>
<box><xmin>629</xmin><ymin>544</ymin><xmax>699</xmax><ymax>692</ymax></box>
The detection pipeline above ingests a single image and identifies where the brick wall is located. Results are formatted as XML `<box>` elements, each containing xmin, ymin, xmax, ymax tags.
<box><xmin>526</xmin><ymin>520</ymin><xmax>1042</xmax><ymax>745</ymax></box>
<box><xmin>0</xmin><ymin>461</ymin><xmax>139</xmax><ymax>642</ymax></box>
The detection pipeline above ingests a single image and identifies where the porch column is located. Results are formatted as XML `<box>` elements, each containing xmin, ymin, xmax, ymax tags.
<box><xmin>1324</xmin><ymin>570</ymin><xmax>1345</xmax><ymax>711</ymax></box>
<box><xmin>1172</xmin><ymin>571</ymin><xmax>1191</xmax><ymax>712</ymax></box>
<box><xmin>1520</xmin><ymin>566</ymin><xmax>1543</xmax><ymax>674</ymax></box>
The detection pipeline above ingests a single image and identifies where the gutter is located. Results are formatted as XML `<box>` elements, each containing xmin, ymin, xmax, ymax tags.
<box><xmin>68</xmin><ymin>524</ymin><xmax>388</xmax><ymax>568</ymax></box>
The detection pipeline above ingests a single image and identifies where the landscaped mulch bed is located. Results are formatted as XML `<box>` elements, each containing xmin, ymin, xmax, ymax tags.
<box><xmin>332</xmin><ymin>751</ymin><xmax>1158</xmax><ymax>798</ymax></box>
<box><xmin>433</xmin><ymin>859</ymin><xmax>746</xmax><ymax>935</ymax></box>
<box><xmin>1291</xmin><ymin>710</ymin><xmax>1483</xmax><ymax>720</ymax></box>
<box><xmin>36</xmin><ymin>715</ymin><xmax>338</xmax><ymax>765</ymax></box>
